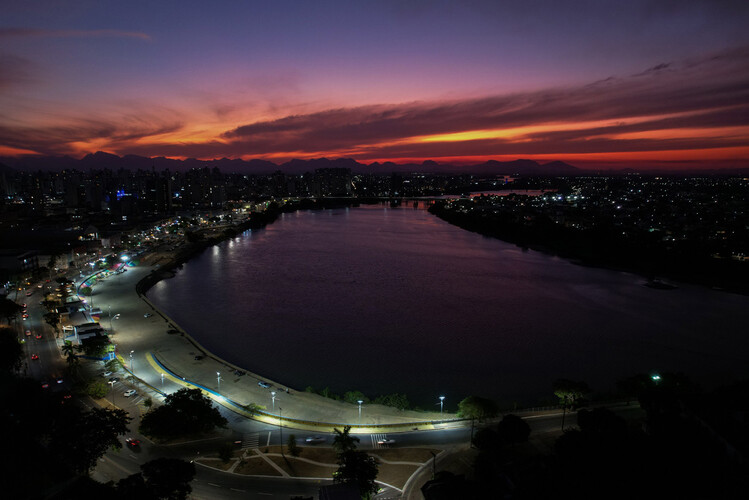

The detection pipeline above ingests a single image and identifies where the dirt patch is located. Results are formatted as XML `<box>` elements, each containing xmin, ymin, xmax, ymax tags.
<box><xmin>371</xmin><ymin>448</ymin><xmax>440</xmax><ymax>463</ymax></box>
<box><xmin>376</xmin><ymin>463</ymin><xmax>419</xmax><ymax>489</ymax></box>
<box><xmin>234</xmin><ymin>457</ymin><xmax>283</xmax><ymax>476</ymax></box>
<box><xmin>267</xmin><ymin>455</ymin><xmax>337</xmax><ymax>478</ymax></box>
<box><xmin>195</xmin><ymin>459</ymin><xmax>235</xmax><ymax>471</ymax></box>
<box><xmin>291</xmin><ymin>447</ymin><xmax>338</xmax><ymax>464</ymax></box>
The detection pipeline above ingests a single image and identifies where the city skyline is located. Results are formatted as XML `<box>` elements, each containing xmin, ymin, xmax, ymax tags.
<box><xmin>2</xmin><ymin>1</ymin><xmax>749</xmax><ymax>170</ymax></box>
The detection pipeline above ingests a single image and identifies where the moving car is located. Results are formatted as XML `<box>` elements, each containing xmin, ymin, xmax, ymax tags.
<box><xmin>305</xmin><ymin>436</ymin><xmax>325</xmax><ymax>444</ymax></box>
<box><xmin>125</xmin><ymin>438</ymin><xmax>141</xmax><ymax>447</ymax></box>
<box><xmin>124</xmin><ymin>389</ymin><xmax>137</xmax><ymax>397</ymax></box>
<box><xmin>35</xmin><ymin>333</ymin><xmax>42</xmax><ymax>339</ymax></box>
<box><xmin>25</xmin><ymin>330</ymin><xmax>31</xmax><ymax>336</ymax></box>
<box><xmin>31</xmin><ymin>354</ymin><xmax>39</xmax><ymax>360</ymax></box>
<box><xmin>377</xmin><ymin>438</ymin><xmax>395</xmax><ymax>445</ymax></box>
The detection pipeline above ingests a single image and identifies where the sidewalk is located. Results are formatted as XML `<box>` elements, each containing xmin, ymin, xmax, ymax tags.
<box><xmin>88</xmin><ymin>264</ymin><xmax>465</xmax><ymax>433</ymax></box>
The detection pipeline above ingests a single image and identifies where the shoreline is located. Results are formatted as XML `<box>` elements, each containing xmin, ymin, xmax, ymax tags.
<box><xmin>428</xmin><ymin>202</ymin><xmax>749</xmax><ymax>296</ymax></box>
<box><xmin>117</xmin><ymin>205</ymin><xmax>458</xmax><ymax>426</ymax></box>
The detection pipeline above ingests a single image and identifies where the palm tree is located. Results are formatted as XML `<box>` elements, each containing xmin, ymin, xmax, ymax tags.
<box><xmin>333</xmin><ymin>425</ymin><xmax>360</xmax><ymax>454</ymax></box>
<box><xmin>61</xmin><ymin>342</ymin><xmax>79</xmax><ymax>365</ymax></box>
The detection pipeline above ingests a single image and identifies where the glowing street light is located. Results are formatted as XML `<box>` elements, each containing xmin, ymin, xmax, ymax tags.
<box><xmin>271</xmin><ymin>391</ymin><xmax>276</xmax><ymax>410</ymax></box>
<box><xmin>439</xmin><ymin>396</ymin><xmax>445</xmax><ymax>418</ymax></box>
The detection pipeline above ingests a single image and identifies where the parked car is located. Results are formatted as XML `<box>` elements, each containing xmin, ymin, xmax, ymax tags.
<box><xmin>143</xmin><ymin>313</ymin><xmax>152</xmax><ymax>318</ymax></box>
<box><xmin>258</xmin><ymin>381</ymin><xmax>271</xmax><ymax>389</ymax></box>
<box><xmin>194</xmin><ymin>355</ymin><xmax>204</xmax><ymax>360</ymax></box>
<box><xmin>124</xmin><ymin>389</ymin><xmax>137</xmax><ymax>397</ymax></box>
<box><xmin>102</xmin><ymin>371</ymin><xmax>113</xmax><ymax>377</ymax></box>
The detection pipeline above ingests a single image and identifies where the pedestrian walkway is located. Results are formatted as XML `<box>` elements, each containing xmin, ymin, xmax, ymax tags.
<box><xmin>92</xmin><ymin>263</ymin><xmax>465</xmax><ymax>433</ymax></box>
<box><xmin>241</xmin><ymin>431</ymin><xmax>271</xmax><ymax>449</ymax></box>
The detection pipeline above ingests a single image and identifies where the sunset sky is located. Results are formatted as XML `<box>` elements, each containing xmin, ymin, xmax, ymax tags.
<box><xmin>2</xmin><ymin>0</ymin><xmax>748</xmax><ymax>169</ymax></box>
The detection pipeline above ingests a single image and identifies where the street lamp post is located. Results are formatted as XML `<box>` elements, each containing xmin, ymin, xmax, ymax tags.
<box><xmin>129</xmin><ymin>350</ymin><xmax>134</xmax><ymax>376</ymax></box>
<box><xmin>161</xmin><ymin>373</ymin><xmax>165</xmax><ymax>389</ymax></box>
<box><xmin>108</xmin><ymin>380</ymin><xmax>116</xmax><ymax>406</ymax></box>
<box><xmin>279</xmin><ymin>407</ymin><xmax>283</xmax><ymax>455</ymax></box>
<box><xmin>358</xmin><ymin>400</ymin><xmax>363</xmax><ymax>424</ymax></box>
<box><xmin>217</xmin><ymin>372</ymin><xmax>221</xmax><ymax>391</ymax></box>
<box><xmin>271</xmin><ymin>391</ymin><xmax>276</xmax><ymax>411</ymax></box>
<box><xmin>439</xmin><ymin>396</ymin><xmax>445</xmax><ymax>418</ymax></box>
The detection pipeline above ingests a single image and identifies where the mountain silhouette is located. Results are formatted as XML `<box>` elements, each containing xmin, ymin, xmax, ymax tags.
<box><xmin>0</xmin><ymin>152</ymin><xmax>580</xmax><ymax>175</ymax></box>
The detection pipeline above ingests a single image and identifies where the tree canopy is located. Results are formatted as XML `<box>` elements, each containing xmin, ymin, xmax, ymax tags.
<box><xmin>457</xmin><ymin>395</ymin><xmax>499</xmax><ymax>421</ymax></box>
<box><xmin>331</xmin><ymin>425</ymin><xmax>379</xmax><ymax>499</ymax></box>
<box><xmin>0</xmin><ymin>327</ymin><xmax>23</xmax><ymax>374</ymax></box>
<box><xmin>51</xmin><ymin>406</ymin><xmax>131</xmax><ymax>474</ymax></box>
<box><xmin>334</xmin><ymin>450</ymin><xmax>379</xmax><ymax>499</ymax></box>
<box><xmin>139</xmin><ymin>388</ymin><xmax>227</xmax><ymax>440</ymax></box>
<box><xmin>0</xmin><ymin>297</ymin><xmax>24</xmax><ymax>324</ymax></box>
<box><xmin>553</xmin><ymin>379</ymin><xmax>590</xmax><ymax>410</ymax></box>
<box><xmin>497</xmin><ymin>414</ymin><xmax>531</xmax><ymax>445</ymax></box>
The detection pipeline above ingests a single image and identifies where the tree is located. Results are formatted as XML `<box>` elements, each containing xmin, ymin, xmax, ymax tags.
<box><xmin>51</xmin><ymin>407</ymin><xmax>131</xmax><ymax>474</ymax></box>
<box><xmin>80</xmin><ymin>286</ymin><xmax>93</xmax><ymax>297</ymax></box>
<box><xmin>288</xmin><ymin>434</ymin><xmax>301</xmax><ymax>457</ymax></box>
<box><xmin>553</xmin><ymin>379</ymin><xmax>590</xmax><ymax>430</ymax></box>
<box><xmin>140</xmin><ymin>388</ymin><xmax>227</xmax><ymax>440</ymax></box>
<box><xmin>343</xmin><ymin>390</ymin><xmax>369</xmax><ymax>405</ymax></box>
<box><xmin>0</xmin><ymin>327</ymin><xmax>23</xmax><ymax>374</ymax></box>
<box><xmin>373</xmin><ymin>393</ymin><xmax>409</xmax><ymax>410</ymax></box>
<box><xmin>118</xmin><ymin>458</ymin><xmax>196</xmax><ymax>500</ymax></box>
<box><xmin>44</xmin><ymin>311</ymin><xmax>60</xmax><ymax>332</ymax></box>
<box><xmin>333</xmin><ymin>426</ymin><xmax>360</xmax><ymax>454</ymax></box>
<box><xmin>333</xmin><ymin>450</ymin><xmax>379</xmax><ymax>499</ymax></box>
<box><xmin>217</xmin><ymin>442</ymin><xmax>234</xmax><ymax>463</ymax></box>
<box><xmin>80</xmin><ymin>336</ymin><xmax>110</xmax><ymax>357</ymax></box>
<box><xmin>61</xmin><ymin>342</ymin><xmax>80</xmax><ymax>365</ymax></box>
<box><xmin>0</xmin><ymin>297</ymin><xmax>24</xmax><ymax>324</ymax></box>
<box><xmin>457</xmin><ymin>395</ymin><xmax>499</xmax><ymax>421</ymax></box>
<box><xmin>497</xmin><ymin>414</ymin><xmax>531</xmax><ymax>445</ymax></box>
<box><xmin>104</xmin><ymin>358</ymin><xmax>120</xmax><ymax>372</ymax></box>
<box><xmin>141</xmin><ymin>458</ymin><xmax>196</xmax><ymax>500</ymax></box>
<box><xmin>85</xmin><ymin>379</ymin><xmax>109</xmax><ymax>398</ymax></box>
<box><xmin>243</xmin><ymin>402</ymin><xmax>265</xmax><ymax>416</ymax></box>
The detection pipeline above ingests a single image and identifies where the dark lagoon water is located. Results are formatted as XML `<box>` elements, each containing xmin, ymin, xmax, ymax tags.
<box><xmin>148</xmin><ymin>204</ymin><xmax>749</xmax><ymax>409</ymax></box>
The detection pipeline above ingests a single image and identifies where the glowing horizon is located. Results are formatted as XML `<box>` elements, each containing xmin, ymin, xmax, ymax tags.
<box><xmin>1</xmin><ymin>2</ymin><xmax>748</xmax><ymax>170</ymax></box>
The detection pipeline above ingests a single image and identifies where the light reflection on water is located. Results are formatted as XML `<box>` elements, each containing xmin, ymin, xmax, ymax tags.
<box><xmin>148</xmin><ymin>204</ymin><xmax>749</xmax><ymax>408</ymax></box>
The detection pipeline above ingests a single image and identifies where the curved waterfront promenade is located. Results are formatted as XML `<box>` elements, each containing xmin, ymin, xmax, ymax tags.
<box><xmin>89</xmin><ymin>263</ymin><xmax>460</xmax><ymax>432</ymax></box>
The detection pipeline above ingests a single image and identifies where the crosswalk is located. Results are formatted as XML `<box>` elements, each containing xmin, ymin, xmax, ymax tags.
<box><xmin>241</xmin><ymin>431</ymin><xmax>271</xmax><ymax>449</ymax></box>
<box><xmin>370</xmin><ymin>433</ymin><xmax>389</xmax><ymax>449</ymax></box>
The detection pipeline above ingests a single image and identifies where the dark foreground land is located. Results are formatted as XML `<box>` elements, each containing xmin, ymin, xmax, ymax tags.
<box><xmin>430</xmin><ymin>176</ymin><xmax>749</xmax><ymax>294</ymax></box>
